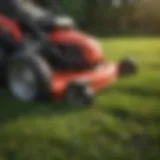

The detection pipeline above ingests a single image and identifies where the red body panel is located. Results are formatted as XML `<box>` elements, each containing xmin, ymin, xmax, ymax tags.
<box><xmin>50</xmin><ymin>29</ymin><xmax>104</xmax><ymax>65</ymax></box>
<box><xmin>51</xmin><ymin>63</ymin><xmax>119</xmax><ymax>99</ymax></box>
<box><xmin>0</xmin><ymin>15</ymin><xmax>23</xmax><ymax>42</ymax></box>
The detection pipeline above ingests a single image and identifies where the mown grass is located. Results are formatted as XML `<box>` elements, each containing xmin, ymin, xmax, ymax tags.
<box><xmin>0</xmin><ymin>37</ymin><xmax>160</xmax><ymax>160</ymax></box>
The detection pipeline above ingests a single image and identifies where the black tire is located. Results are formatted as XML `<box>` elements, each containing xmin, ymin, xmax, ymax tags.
<box><xmin>119</xmin><ymin>57</ymin><xmax>138</xmax><ymax>77</ymax></box>
<box><xmin>64</xmin><ymin>81</ymin><xmax>94</xmax><ymax>107</ymax></box>
<box><xmin>7</xmin><ymin>53</ymin><xmax>52</xmax><ymax>101</ymax></box>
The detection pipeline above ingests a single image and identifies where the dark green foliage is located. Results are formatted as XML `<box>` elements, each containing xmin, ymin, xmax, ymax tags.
<box><xmin>59</xmin><ymin>0</ymin><xmax>160</xmax><ymax>35</ymax></box>
<box><xmin>33</xmin><ymin>0</ymin><xmax>160</xmax><ymax>34</ymax></box>
<box><xmin>60</xmin><ymin>0</ymin><xmax>86</xmax><ymax>25</ymax></box>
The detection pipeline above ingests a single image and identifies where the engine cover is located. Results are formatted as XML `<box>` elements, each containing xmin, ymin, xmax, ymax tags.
<box><xmin>49</xmin><ymin>30</ymin><xmax>104</xmax><ymax>67</ymax></box>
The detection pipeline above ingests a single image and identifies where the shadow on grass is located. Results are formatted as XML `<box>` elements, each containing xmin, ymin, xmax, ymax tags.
<box><xmin>1</xmin><ymin>84</ymin><xmax>159</xmax><ymax>125</ymax></box>
<box><xmin>100</xmin><ymin>85</ymin><xmax>160</xmax><ymax>123</ymax></box>
<box><xmin>0</xmin><ymin>89</ymin><xmax>86</xmax><ymax>124</ymax></box>
<box><xmin>144</xmin><ymin>62</ymin><xmax>160</xmax><ymax>71</ymax></box>
<box><xmin>105</xmin><ymin>106</ymin><xmax>159</xmax><ymax>124</ymax></box>
<box><xmin>148</xmin><ymin>63</ymin><xmax>160</xmax><ymax>70</ymax></box>
<box><xmin>103</xmin><ymin>85</ymin><xmax>160</xmax><ymax>99</ymax></box>
<box><xmin>118</xmin><ymin>86</ymin><xmax>159</xmax><ymax>98</ymax></box>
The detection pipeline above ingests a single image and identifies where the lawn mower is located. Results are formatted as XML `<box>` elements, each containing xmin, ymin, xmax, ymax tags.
<box><xmin>0</xmin><ymin>0</ymin><xmax>137</xmax><ymax>106</ymax></box>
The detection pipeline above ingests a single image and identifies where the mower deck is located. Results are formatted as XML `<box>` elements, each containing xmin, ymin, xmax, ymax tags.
<box><xmin>52</xmin><ymin>62</ymin><xmax>118</xmax><ymax>99</ymax></box>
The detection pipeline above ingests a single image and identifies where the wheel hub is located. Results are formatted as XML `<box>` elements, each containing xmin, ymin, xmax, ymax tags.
<box><xmin>8</xmin><ymin>63</ymin><xmax>37</xmax><ymax>101</ymax></box>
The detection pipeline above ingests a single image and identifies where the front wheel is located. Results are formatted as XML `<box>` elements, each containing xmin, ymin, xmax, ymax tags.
<box><xmin>64</xmin><ymin>81</ymin><xmax>94</xmax><ymax>107</ymax></box>
<box><xmin>7</xmin><ymin>54</ymin><xmax>52</xmax><ymax>101</ymax></box>
<box><xmin>119</xmin><ymin>57</ymin><xmax>138</xmax><ymax>77</ymax></box>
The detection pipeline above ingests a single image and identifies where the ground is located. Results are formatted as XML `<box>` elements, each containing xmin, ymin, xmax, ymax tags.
<box><xmin>0</xmin><ymin>37</ymin><xmax>160</xmax><ymax>160</ymax></box>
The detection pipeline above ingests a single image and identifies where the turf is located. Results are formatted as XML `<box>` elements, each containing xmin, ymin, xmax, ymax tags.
<box><xmin>0</xmin><ymin>37</ymin><xmax>160</xmax><ymax>160</ymax></box>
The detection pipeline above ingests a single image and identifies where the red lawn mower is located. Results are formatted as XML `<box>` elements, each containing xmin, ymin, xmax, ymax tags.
<box><xmin>0</xmin><ymin>0</ymin><xmax>137</xmax><ymax>106</ymax></box>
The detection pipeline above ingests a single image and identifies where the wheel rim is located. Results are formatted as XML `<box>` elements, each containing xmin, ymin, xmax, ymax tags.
<box><xmin>8</xmin><ymin>62</ymin><xmax>37</xmax><ymax>101</ymax></box>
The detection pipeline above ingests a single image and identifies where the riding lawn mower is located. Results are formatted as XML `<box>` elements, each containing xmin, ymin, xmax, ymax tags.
<box><xmin>0</xmin><ymin>0</ymin><xmax>137</xmax><ymax>106</ymax></box>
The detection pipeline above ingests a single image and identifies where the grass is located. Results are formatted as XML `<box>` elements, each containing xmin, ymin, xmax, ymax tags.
<box><xmin>0</xmin><ymin>37</ymin><xmax>160</xmax><ymax>160</ymax></box>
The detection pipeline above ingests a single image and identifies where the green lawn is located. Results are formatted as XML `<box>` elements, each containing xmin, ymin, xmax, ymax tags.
<box><xmin>0</xmin><ymin>37</ymin><xmax>160</xmax><ymax>160</ymax></box>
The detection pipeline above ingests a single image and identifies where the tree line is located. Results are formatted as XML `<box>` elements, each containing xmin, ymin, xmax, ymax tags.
<box><xmin>38</xmin><ymin>0</ymin><xmax>160</xmax><ymax>35</ymax></box>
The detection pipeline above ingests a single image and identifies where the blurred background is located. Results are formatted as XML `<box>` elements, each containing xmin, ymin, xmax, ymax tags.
<box><xmin>0</xmin><ymin>0</ymin><xmax>160</xmax><ymax>160</ymax></box>
<box><xmin>36</xmin><ymin>0</ymin><xmax>160</xmax><ymax>36</ymax></box>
